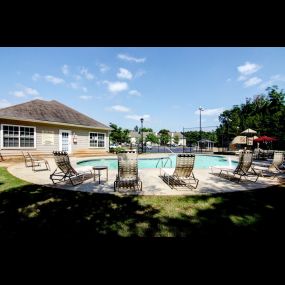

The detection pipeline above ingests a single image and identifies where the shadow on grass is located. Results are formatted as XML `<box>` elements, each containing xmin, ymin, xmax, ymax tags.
<box><xmin>1</xmin><ymin>182</ymin><xmax>285</xmax><ymax>239</ymax></box>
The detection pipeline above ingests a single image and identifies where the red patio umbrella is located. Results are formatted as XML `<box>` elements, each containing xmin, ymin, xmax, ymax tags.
<box><xmin>253</xmin><ymin>136</ymin><xmax>277</xmax><ymax>142</ymax></box>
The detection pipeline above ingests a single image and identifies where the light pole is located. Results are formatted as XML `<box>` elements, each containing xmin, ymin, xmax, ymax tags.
<box><xmin>198</xmin><ymin>106</ymin><xmax>204</xmax><ymax>140</ymax></box>
<box><xmin>140</xmin><ymin>117</ymin><xmax>144</xmax><ymax>153</ymax></box>
<box><xmin>198</xmin><ymin>106</ymin><xmax>204</xmax><ymax>151</ymax></box>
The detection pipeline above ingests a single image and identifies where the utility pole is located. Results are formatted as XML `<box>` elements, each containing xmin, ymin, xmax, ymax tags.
<box><xmin>198</xmin><ymin>106</ymin><xmax>204</xmax><ymax>151</ymax></box>
<box><xmin>140</xmin><ymin>117</ymin><xmax>144</xmax><ymax>153</ymax></box>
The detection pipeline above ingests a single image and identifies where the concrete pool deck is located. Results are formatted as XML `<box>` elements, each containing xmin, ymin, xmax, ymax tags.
<box><xmin>6</xmin><ymin>153</ymin><xmax>284</xmax><ymax>196</ymax></box>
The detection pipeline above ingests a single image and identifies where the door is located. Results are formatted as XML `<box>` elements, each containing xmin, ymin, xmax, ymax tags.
<box><xmin>59</xmin><ymin>130</ymin><xmax>72</xmax><ymax>153</ymax></box>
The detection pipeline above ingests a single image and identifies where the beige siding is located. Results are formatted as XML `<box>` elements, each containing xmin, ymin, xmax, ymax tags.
<box><xmin>0</xmin><ymin>119</ymin><xmax>109</xmax><ymax>157</ymax></box>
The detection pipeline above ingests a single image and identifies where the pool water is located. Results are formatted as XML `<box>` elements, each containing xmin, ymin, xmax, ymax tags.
<box><xmin>77</xmin><ymin>155</ymin><xmax>237</xmax><ymax>170</ymax></box>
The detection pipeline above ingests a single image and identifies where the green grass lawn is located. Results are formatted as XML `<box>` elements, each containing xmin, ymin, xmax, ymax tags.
<box><xmin>1</xmin><ymin>166</ymin><xmax>285</xmax><ymax>238</ymax></box>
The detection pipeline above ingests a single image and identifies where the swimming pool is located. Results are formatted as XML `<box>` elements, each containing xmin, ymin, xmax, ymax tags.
<box><xmin>77</xmin><ymin>155</ymin><xmax>237</xmax><ymax>170</ymax></box>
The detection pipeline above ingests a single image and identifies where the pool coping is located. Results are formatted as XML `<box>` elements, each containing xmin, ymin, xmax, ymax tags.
<box><xmin>8</xmin><ymin>153</ymin><xmax>282</xmax><ymax>196</ymax></box>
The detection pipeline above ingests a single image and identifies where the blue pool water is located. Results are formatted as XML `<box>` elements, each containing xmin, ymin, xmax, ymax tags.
<box><xmin>77</xmin><ymin>155</ymin><xmax>238</xmax><ymax>170</ymax></box>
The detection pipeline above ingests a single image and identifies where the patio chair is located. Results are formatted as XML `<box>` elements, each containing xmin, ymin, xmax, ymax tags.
<box><xmin>28</xmin><ymin>152</ymin><xmax>50</xmax><ymax>171</ymax></box>
<box><xmin>114</xmin><ymin>152</ymin><xmax>142</xmax><ymax>192</ymax></box>
<box><xmin>213</xmin><ymin>152</ymin><xmax>260</xmax><ymax>182</ymax></box>
<box><xmin>50</xmin><ymin>151</ymin><xmax>92</xmax><ymax>186</ymax></box>
<box><xmin>252</xmin><ymin>151</ymin><xmax>284</xmax><ymax>179</ymax></box>
<box><xmin>22</xmin><ymin>151</ymin><xmax>33</xmax><ymax>167</ymax></box>
<box><xmin>161</xmin><ymin>154</ymin><xmax>199</xmax><ymax>190</ymax></box>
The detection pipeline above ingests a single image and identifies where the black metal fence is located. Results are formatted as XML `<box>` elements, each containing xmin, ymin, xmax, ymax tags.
<box><xmin>137</xmin><ymin>145</ymin><xmax>214</xmax><ymax>154</ymax></box>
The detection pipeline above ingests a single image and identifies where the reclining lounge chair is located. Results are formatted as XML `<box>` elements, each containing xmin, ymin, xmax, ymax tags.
<box><xmin>161</xmin><ymin>154</ymin><xmax>199</xmax><ymax>190</ymax></box>
<box><xmin>252</xmin><ymin>151</ymin><xmax>284</xmax><ymax>179</ymax></box>
<box><xmin>212</xmin><ymin>152</ymin><xmax>260</xmax><ymax>182</ymax></box>
<box><xmin>50</xmin><ymin>151</ymin><xmax>91</xmax><ymax>186</ymax></box>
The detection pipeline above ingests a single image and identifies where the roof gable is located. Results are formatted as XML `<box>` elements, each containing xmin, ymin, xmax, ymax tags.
<box><xmin>0</xmin><ymin>99</ymin><xmax>110</xmax><ymax>129</ymax></box>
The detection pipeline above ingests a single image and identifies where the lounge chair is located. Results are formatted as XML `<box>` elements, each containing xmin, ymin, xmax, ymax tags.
<box><xmin>161</xmin><ymin>154</ymin><xmax>199</xmax><ymax>190</ymax></box>
<box><xmin>22</xmin><ymin>151</ymin><xmax>33</xmax><ymax>167</ymax></box>
<box><xmin>27</xmin><ymin>152</ymin><xmax>50</xmax><ymax>171</ymax></box>
<box><xmin>50</xmin><ymin>151</ymin><xmax>91</xmax><ymax>186</ymax></box>
<box><xmin>252</xmin><ymin>151</ymin><xmax>284</xmax><ymax>179</ymax></box>
<box><xmin>212</xmin><ymin>152</ymin><xmax>260</xmax><ymax>182</ymax></box>
<box><xmin>114</xmin><ymin>152</ymin><xmax>142</xmax><ymax>192</ymax></box>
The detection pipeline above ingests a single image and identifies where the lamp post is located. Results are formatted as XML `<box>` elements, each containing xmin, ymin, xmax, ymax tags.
<box><xmin>198</xmin><ymin>106</ymin><xmax>204</xmax><ymax>151</ymax></box>
<box><xmin>140</xmin><ymin>117</ymin><xmax>144</xmax><ymax>153</ymax></box>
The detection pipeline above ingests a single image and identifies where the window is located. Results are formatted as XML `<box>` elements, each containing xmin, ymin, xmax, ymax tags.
<box><xmin>2</xmin><ymin>125</ymin><xmax>35</xmax><ymax>148</ymax></box>
<box><xmin>89</xmin><ymin>132</ymin><xmax>105</xmax><ymax>148</ymax></box>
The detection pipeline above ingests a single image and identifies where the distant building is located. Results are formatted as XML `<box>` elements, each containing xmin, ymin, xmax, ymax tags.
<box><xmin>128</xmin><ymin>130</ymin><xmax>186</xmax><ymax>146</ymax></box>
<box><xmin>169</xmin><ymin>132</ymin><xmax>186</xmax><ymax>146</ymax></box>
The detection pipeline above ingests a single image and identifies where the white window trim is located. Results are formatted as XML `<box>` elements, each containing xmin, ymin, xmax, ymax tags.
<box><xmin>1</xmin><ymin>124</ymin><xmax>36</xmax><ymax>149</ymax></box>
<box><xmin>89</xmin><ymin>131</ymin><xmax>106</xmax><ymax>148</ymax></box>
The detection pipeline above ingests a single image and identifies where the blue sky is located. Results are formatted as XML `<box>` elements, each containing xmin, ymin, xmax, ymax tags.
<box><xmin>1</xmin><ymin>47</ymin><xmax>285</xmax><ymax>132</ymax></box>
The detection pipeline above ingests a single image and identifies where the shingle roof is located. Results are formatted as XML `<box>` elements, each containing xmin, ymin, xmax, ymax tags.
<box><xmin>0</xmin><ymin>99</ymin><xmax>111</xmax><ymax>129</ymax></box>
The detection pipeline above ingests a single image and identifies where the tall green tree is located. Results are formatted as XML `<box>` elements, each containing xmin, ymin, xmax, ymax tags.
<box><xmin>215</xmin><ymin>86</ymin><xmax>285</xmax><ymax>149</ymax></box>
<box><xmin>146</xmin><ymin>133</ymin><xmax>159</xmax><ymax>144</ymax></box>
<box><xmin>140</xmin><ymin>127</ymin><xmax>153</xmax><ymax>132</ymax></box>
<box><xmin>109</xmin><ymin>123</ymin><xmax>130</xmax><ymax>144</ymax></box>
<box><xmin>159</xmin><ymin>129</ymin><xmax>171</xmax><ymax>145</ymax></box>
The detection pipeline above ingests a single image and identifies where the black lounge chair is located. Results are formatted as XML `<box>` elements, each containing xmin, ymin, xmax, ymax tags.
<box><xmin>50</xmin><ymin>151</ymin><xmax>91</xmax><ymax>186</ymax></box>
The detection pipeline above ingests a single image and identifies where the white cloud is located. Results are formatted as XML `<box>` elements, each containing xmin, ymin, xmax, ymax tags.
<box><xmin>45</xmin><ymin>75</ymin><xmax>65</xmax><ymax>85</ymax></box>
<box><xmin>11</xmin><ymin>91</ymin><xmax>25</xmax><ymax>97</ymax></box>
<box><xmin>238</xmin><ymin>75</ymin><xmax>247</xmax><ymax>81</ymax></box>
<box><xmin>79</xmin><ymin>95</ymin><xmax>93</xmax><ymax>100</ymax></box>
<box><xmin>61</xmin><ymin>64</ymin><xmax>69</xmax><ymax>75</ymax></box>
<box><xmin>104</xmin><ymin>81</ymin><xmax>128</xmax><ymax>93</ymax></box>
<box><xmin>237</xmin><ymin>62</ymin><xmax>261</xmax><ymax>76</ymax></box>
<box><xmin>23</xmin><ymin>87</ymin><xmax>39</xmax><ymax>96</ymax></box>
<box><xmin>134</xmin><ymin>69</ymin><xmax>146</xmax><ymax>78</ymax></box>
<box><xmin>69</xmin><ymin>82</ymin><xmax>88</xmax><ymax>92</ymax></box>
<box><xmin>117</xmin><ymin>68</ymin><xmax>133</xmax><ymax>80</ymax></box>
<box><xmin>0</xmin><ymin>99</ymin><xmax>12</xmax><ymax>108</ymax></box>
<box><xmin>109</xmin><ymin>105</ymin><xmax>130</xmax><ymax>112</ymax></box>
<box><xmin>271</xmin><ymin>74</ymin><xmax>285</xmax><ymax>81</ymax></box>
<box><xmin>125</xmin><ymin>114</ymin><xmax>150</xmax><ymax>121</ymax></box>
<box><xmin>99</xmin><ymin>63</ymin><xmax>110</xmax><ymax>73</ymax></box>
<box><xmin>10</xmin><ymin>85</ymin><xmax>40</xmax><ymax>98</ymax></box>
<box><xmin>244</xmin><ymin>77</ymin><xmax>262</xmax><ymax>87</ymax></box>
<box><xmin>194</xmin><ymin>107</ymin><xmax>224</xmax><ymax>116</ymax></box>
<box><xmin>117</xmin><ymin>53</ymin><xmax>146</xmax><ymax>63</ymax></box>
<box><xmin>32</xmin><ymin>73</ymin><xmax>41</xmax><ymax>81</ymax></box>
<box><xmin>129</xmin><ymin>90</ymin><xmax>141</xmax><ymax>96</ymax></box>
<box><xmin>259</xmin><ymin>74</ymin><xmax>285</xmax><ymax>89</ymax></box>
<box><xmin>70</xmin><ymin>82</ymin><xmax>79</xmax><ymax>89</ymax></box>
<box><xmin>80</xmin><ymin>67</ymin><xmax>94</xmax><ymax>80</ymax></box>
